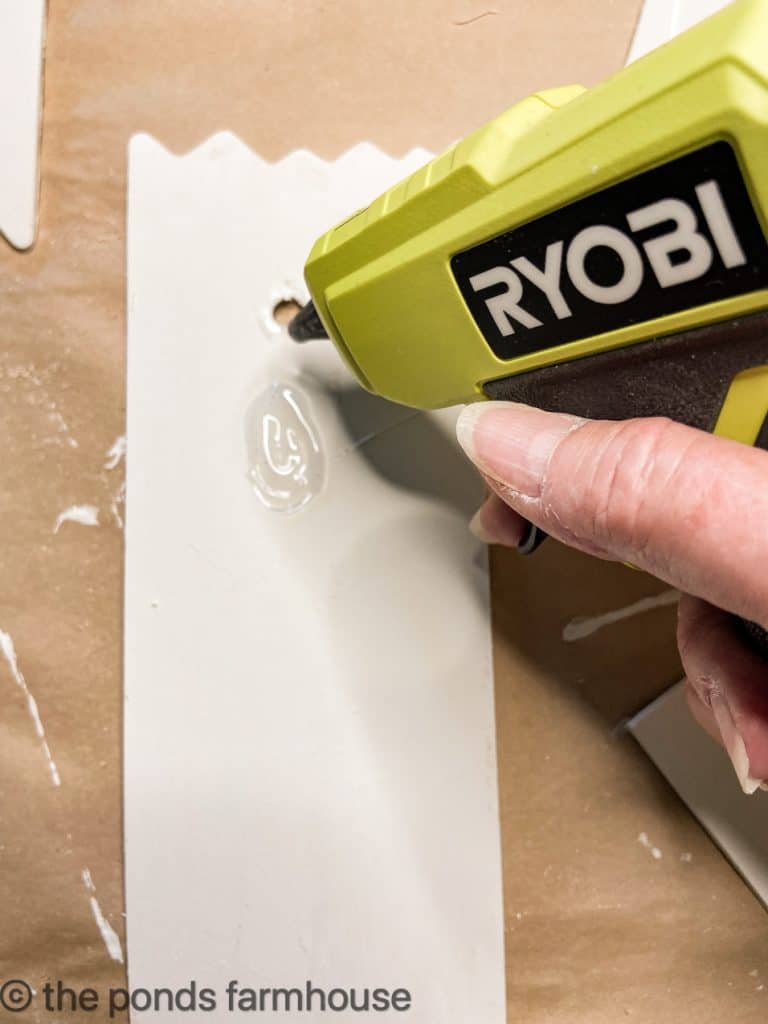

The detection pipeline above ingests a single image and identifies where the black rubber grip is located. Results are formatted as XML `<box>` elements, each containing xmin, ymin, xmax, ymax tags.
<box><xmin>483</xmin><ymin>310</ymin><xmax>768</xmax><ymax>430</ymax></box>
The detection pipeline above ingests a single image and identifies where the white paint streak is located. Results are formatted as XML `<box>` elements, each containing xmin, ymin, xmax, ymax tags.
<box><xmin>0</xmin><ymin>629</ymin><xmax>61</xmax><ymax>786</ymax></box>
<box><xmin>104</xmin><ymin>434</ymin><xmax>126</xmax><ymax>470</ymax></box>
<box><xmin>53</xmin><ymin>504</ymin><xmax>99</xmax><ymax>534</ymax></box>
<box><xmin>89</xmin><ymin>898</ymin><xmax>124</xmax><ymax>962</ymax></box>
<box><xmin>638</xmin><ymin>831</ymin><xmax>663</xmax><ymax>860</ymax></box>
<box><xmin>41</xmin><ymin>741</ymin><xmax>61</xmax><ymax>787</ymax></box>
<box><xmin>82</xmin><ymin>868</ymin><xmax>124</xmax><ymax>963</ymax></box>
<box><xmin>562</xmin><ymin>589</ymin><xmax>679</xmax><ymax>642</ymax></box>
<box><xmin>110</xmin><ymin>480</ymin><xmax>126</xmax><ymax>529</ymax></box>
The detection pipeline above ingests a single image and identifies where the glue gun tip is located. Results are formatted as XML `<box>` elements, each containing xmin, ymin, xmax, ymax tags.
<box><xmin>287</xmin><ymin>301</ymin><xmax>328</xmax><ymax>342</ymax></box>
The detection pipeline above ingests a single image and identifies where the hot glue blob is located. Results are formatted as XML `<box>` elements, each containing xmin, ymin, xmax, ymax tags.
<box><xmin>245</xmin><ymin>382</ymin><xmax>325</xmax><ymax>513</ymax></box>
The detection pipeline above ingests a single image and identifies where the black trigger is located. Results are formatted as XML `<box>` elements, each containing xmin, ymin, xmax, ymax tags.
<box><xmin>754</xmin><ymin>412</ymin><xmax>768</xmax><ymax>452</ymax></box>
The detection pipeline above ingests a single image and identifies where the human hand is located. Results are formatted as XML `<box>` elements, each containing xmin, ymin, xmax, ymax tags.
<box><xmin>456</xmin><ymin>401</ymin><xmax>768</xmax><ymax>794</ymax></box>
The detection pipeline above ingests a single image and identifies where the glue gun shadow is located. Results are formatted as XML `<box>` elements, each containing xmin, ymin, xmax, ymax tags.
<box><xmin>321</xmin><ymin>383</ymin><xmax>489</xmax><ymax>614</ymax></box>
<box><xmin>328</xmin><ymin>385</ymin><xmax>681</xmax><ymax>720</ymax></box>
<box><xmin>328</xmin><ymin>389</ymin><xmax>685</xmax><ymax>720</ymax></box>
<box><xmin>327</xmin><ymin>384</ymin><xmax>483</xmax><ymax>519</ymax></box>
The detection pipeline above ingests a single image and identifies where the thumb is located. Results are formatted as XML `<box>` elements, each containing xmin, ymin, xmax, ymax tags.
<box><xmin>456</xmin><ymin>401</ymin><xmax>768</xmax><ymax>628</ymax></box>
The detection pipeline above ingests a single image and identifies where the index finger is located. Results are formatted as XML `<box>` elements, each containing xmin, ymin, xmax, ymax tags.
<box><xmin>456</xmin><ymin>401</ymin><xmax>768</xmax><ymax>627</ymax></box>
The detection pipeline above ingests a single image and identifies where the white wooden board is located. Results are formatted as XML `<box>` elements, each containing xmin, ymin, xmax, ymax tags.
<box><xmin>630</xmin><ymin>682</ymin><xmax>768</xmax><ymax>907</ymax></box>
<box><xmin>124</xmin><ymin>133</ymin><xmax>505</xmax><ymax>1022</ymax></box>
<box><xmin>0</xmin><ymin>0</ymin><xmax>45</xmax><ymax>250</ymax></box>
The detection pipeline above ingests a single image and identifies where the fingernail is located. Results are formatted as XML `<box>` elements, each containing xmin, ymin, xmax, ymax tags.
<box><xmin>456</xmin><ymin>401</ymin><xmax>584</xmax><ymax>497</ymax></box>
<box><xmin>709</xmin><ymin>690</ymin><xmax>765</xmax><ymax>795</ymax></box>
<box><xmin>469</xmin><ymin>507</ymin><xmax>498</xmax><ymax>544</ymax></box>
<box><xmin>469</xmin><ymin>500</ymin><xmax>528</xmax><ymax>548</ymax></box>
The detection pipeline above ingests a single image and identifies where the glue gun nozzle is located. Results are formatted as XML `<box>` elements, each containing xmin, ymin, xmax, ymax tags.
<box><xmin>287</xmin><ymin>300</ymin><xmax>329</xmax><ymax>343</ymax></box>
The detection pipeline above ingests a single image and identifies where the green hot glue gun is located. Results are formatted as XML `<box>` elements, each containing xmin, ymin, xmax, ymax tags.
<box><xmin>289</xmin><ymin>0</ymin><xmax>768</xmax><ymax>647</ymax></box>
<box><xmin>289</xmin><ymin>0</ymin><xmax>768</xmax><ymax>458</ymax></box>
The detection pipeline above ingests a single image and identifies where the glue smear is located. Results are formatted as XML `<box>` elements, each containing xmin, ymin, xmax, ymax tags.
<box><xmin>245</xmin><ymin>382</ymin><xmax>324</xmax><ymax>513</ymax></box>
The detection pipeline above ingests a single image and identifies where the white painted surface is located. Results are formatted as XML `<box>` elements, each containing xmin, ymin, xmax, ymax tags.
<box><xmin>629</xmin><ymin>682</ymin><xmax>768</xmax><ymax>907</ymax></box>
<box><xmin>0</xmin><ymin>0</ymin><xmax>45</xmax><ymax>249</ymax></box>
<box><xmin>627</xmin><ymin>0</ymin><xmax>732</xmax><ymax>62</ymax></box>
<box><xmin>125</xmin><ymin>135</ymin><xmax>505</xmax><ymax>1021</ymax></box>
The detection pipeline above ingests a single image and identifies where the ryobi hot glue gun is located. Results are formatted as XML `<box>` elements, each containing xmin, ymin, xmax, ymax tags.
<box><xmin>289</xmin><ymin>0</ymin><xmax>768</xmax><ymax>456</ymax></box>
